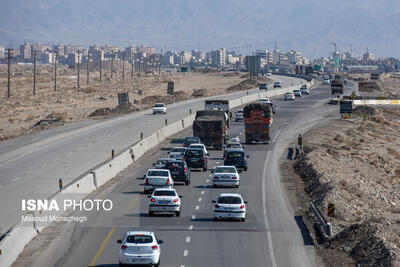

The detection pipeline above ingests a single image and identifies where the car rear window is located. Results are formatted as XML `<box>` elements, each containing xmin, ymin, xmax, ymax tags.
<box><xmin>166</xmin><ymin>162</ymin><xmax>184</xmax><ymax>168</ymax></box>
<box><xmin>154</xmin><ymin>104</ymin><xmax>164</xmax><ymax>107</ymax></box>
<box><xmin>148</xmin><ymin>170</ymin><xmax>169</xmax><ymax>177</ymax></box>
<box><xmin>217</xmin><ymin>196</ymin><xmax>242</xmax><ymax>204</ymax></box>
<box><xmin>127</xmin><ymin>235</ymin><xmax>153</xmax><ymax>243</ymax></box>
<box><xmin>215</xmin><ymin>167</ymin><xmax>236</xmax><ymax>173</ymax></box>
<box><xmin>185</xmin><ymin>137</ymin><xmax>199</xmax><ymax>142</ymax></box>
<box><xmin>237</xmin><ymin>110</ymin><xmax>243</xmax><ymax>114</ymax></box>
<box><xmin>157</xmin><ymin>159</ymin><xmax>171</xmax><ymax>165</ymax></box>
<box><xmin>154</xmin><ymin>190</ymin><xmax>176</xmax><ymax>196</ymax></box>
<box><xmin>227</xmin><ymin>151</ymin><xmax>244</xmax><ymax>158</ymax></box>
<box><xmin>186</xmin><ymin>150</ymin><xmax>202</xmax><ymax>156</ymax></box>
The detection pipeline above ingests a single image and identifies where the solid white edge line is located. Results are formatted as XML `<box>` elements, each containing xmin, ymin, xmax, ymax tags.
<box><xmin>272</xmin><ymin>129</ymin><xmax>281</xmax><ymax>143</ymax></box>
<box><xmin>262</xmin><ymin>151</ymin><xmax>278</xmax><ymax>267</ymax></box>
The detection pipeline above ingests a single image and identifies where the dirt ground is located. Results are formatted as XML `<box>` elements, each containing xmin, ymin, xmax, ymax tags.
<box><xmin>0</xmin><ymin>63</ymin><xmax>268</xmax><ymax>141</ymax></box>
<box><xmin>290</xmin><ymin>75</ymin><xmax>400</xmax><ymax>266</ymax></box>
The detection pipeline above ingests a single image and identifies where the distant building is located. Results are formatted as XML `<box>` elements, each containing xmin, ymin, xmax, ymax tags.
<box><xmin>65</xmin><ymin>44</ymin><xmax>84</xmax><ymax>54</ymax></box>
<box><xmin>245</xmin><ymin>55</ymin><xmax>260</xmax><ymax>76</ymax></box>
<box><xmin>211</xmin><ymin>48</ymin><xmax>226</xmax><ymax>68</ymax></box>
<box><xmin>32</xmin><ymin>43</ymin><xmax>51</xmax><ymax>54</ymax></box>
<box><xmin>103</xmin><ymin>45</ymin><xmax>120</xmax><ymax>54</ymax></box>
<box><xmin>67</xmin><ymin>52</ymin><xmax>83</xmax><ymax>67</ymax></box>
<box><xmin>125</xmin><ymin>46</ymin><xmax>137</xmax><ymax>60</ymax></box>
<box><xmin>363</xmin><ymin>50</ymin><xmax>375</xmax><ymax>61</ymax></box>
<box><xmin>191</xmin><ymin>50</ymin><xmax>205</xmax><ymax>61</ymax></box>
<box><xmin>137</xmin><ymin>45</ymin><xmax>155</xmax><ymax>54</ymax></box>
<box><xmin>54</xmin><ymin>43</ymin><xmax>65</xmax><ymax>56</ymax></box>
<box><xmin>0</xmin><ymin>46</ymin><xmax>5</xmax><ymax>59</ymax></box>
<box><xmin>39</xmin><ymin>52</ymin><xmax>54</xmax><ymax>64</ymax></box>
<box><xmin>286</xmin><ymin>50</ymin><xmax>302</xmax><ymax>64</ymax></box>
<box><xmin>19</xmin><ymin>43</ymin><xmax>32</xmax><ymax>60</ymax></box>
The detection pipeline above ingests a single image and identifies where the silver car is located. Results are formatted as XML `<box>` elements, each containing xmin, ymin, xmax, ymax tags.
<box><xmin>168</xmin><ymin>147</ymin><xmax>187</xmax><ymax>160</ymax></box>
<box><xmin>284</xmin><ymin>92</ymin><xmax>295</xmax><ymax>101</ymax></box>
<box><xmin>148</xmin><ymin>188</ymin><xmax>182</xmax><ymax>216</ymax></box>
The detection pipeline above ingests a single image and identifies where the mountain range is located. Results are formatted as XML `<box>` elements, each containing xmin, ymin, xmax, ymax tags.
<box><xmin>1</xmin><ymin>0</ymin><xmax>399</xmax><ymax>58</ymax></box>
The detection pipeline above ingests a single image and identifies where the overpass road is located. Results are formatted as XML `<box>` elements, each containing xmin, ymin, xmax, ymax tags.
<box><xmin>14</xmin><ymin>81</ymin><xmax>356</xmax><ymax>267</ymax></box>
<box><xmin>0</xmin><ymin>76</ymin><xmax>304</xmax><ymax>237</ymax></box>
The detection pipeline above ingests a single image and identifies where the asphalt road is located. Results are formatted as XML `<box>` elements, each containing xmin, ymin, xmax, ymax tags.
<box><xmin>47</xmin><ymin>81</ymin><xmax>353</xmax><ymax>267</ymax></box>
<box><xmin>0</xmin><ymin>75</ymin><xmax>304</xmax><ymax>235</ymax></box>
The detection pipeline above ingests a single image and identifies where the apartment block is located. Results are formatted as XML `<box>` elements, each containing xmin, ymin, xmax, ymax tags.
<box><xmin>211</xmin><ymin>48</ymin><xmax>226</xmax><ymax>68</ymax></box>
<box><xmin>0</xmin><ymin>46</ymin><xmax>5</xmax><ymax>59</ymax></box>
<box><xmin>19</xmin><ymin>43</ymin><xmax>32</xmax><ymax>60</ymax></box>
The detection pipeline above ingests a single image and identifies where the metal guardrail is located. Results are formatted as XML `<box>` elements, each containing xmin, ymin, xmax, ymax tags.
<box><xmin>310</xmin><ymin>201</ymin><xmax>332</xmax><ymax>241</ymax></box>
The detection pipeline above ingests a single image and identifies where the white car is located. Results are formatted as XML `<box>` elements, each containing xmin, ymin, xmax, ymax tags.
<box><xmin>153</xmin><ymin>103</ymin><xmax>167</xmax><ymax>115</ymax></box>
<box><xmin>266</xmin><ymin>72</ymin><xmax>272</xmax><ymax>76</ymax></box>
<box><xmin>212</xmin><ymin>165</ymin><xmax>240</xmax><ymax>188</ymax></box>
<box><xmin>235</xmin><ymin>109</ymin><xmax>244</xmax><ymax>121</ymax></box>
<box><xmin>168</xmin><ymin>147</ymin><xmax>187</xmax><ymax>160</ymax></box>
<box><xmin>259</xmin><ymin>98</ymin><xmax>272</xmax><ymax>104</ymax></box>
<box><xmin>144</xmin><ymin>169</ymin><xmax>174</xmax><ymax>194</ymax></box>
<box><xmin>284</xmin><ymin>92</ymin><xmax>295</xmax><ymax>101</ymax></box>
<box><xmin>273</xmin><ymin>81</ymin><xmax>282</xmax><ymax>88</ymax></box>
<box><xmin>322</xmin><ymin>79</ymin><xmax>330</xmax><ymax>85</ymax></box>
<box><xmin>188</xmin><ymin>143</ymin><xmax>208</xmax><ymax>157</ymax></box>
<box><xmin>293</xmin><ymin>89</ymin><xmax>302</xmax><ymax>97</ymax></box>
<box><xmin>148</xmin><ymin>188</ymin><xmax>182</xmax><ymax>216</ymax></box>
<box><xmin>118</xmin><ymin>231</ymin><xmax>162</xmax><ymax>266</ymax></box>
<box><xmin>212</xmin><ymin>193</ymin><xmax>247</xmax><ymax>221</ymax></box>
<box><xmin>231</xmin><ymin>137</ymin><xmax>240</xmax><ymax>143</ymax></box>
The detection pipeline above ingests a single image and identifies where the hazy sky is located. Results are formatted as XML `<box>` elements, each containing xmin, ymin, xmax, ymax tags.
<box><xmin>1</xmin><ymin>0</ymin><xmax>399</xmax><ymax>58</ymax></box>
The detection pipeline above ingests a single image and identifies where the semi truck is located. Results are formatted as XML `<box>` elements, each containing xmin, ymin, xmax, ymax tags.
<box><xmin>205</xmin><ymin>100</ymin><xmax>231</xmax><ymax>127</ymax></box>
<box><xmin>243</xmin><ymin>103</ymin><xmax>273</xmax><ymax>144</ymax></box>
<box><xmin>192</xmin><ymin>110</ymin><xmax>229</xmax><ymax>150</ymax></box>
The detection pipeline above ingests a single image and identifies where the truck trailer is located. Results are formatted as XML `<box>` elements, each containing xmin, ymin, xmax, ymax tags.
<box><xmin>243</xmin><ymin>103</ymin><xmax>273</xmax><ymax>144</ymax></box>
<box><xmin>193</xmin><ymin>110</ymin><xmax>229</xmax><ymax>150</ymax></box>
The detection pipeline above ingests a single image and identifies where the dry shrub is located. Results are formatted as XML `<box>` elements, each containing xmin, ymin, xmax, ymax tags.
<box><xmin>83</xmin><ymin>86</ymin><xmax>96</xmax><ymax>93</ymax></box>
<box><xmin>8</xmin><ymin>117</ymin><xmax>14</xmax><ymax>123</ymax></box>
<box><xmin>55</xmin><ymin>113</ymin><xmax>66</xmax><ymax>121</ymax></box>
<box><xmin>387</xmin><ymin>148</ymin><xmax>400</xmax><ymax>160</ymax></box>
<box><xmin>25</xmin><ymin>114</ymin><xmax>35</xmax><ymax>121</ymax></box>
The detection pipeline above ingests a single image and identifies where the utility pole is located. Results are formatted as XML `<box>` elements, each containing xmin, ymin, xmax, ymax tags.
<box><xmin>159</xmin><ymin>49</ymin><xmax>162</xmax><ymax>74</ymax></box>
<box><xmin>7</xmin><ymin>49</ymin><xmax>12</xmax><ymax>98</ymax></box>
<box><xmin>131</xmin><ymin>58</ymin><xmax>134</xmax><ymax>79</ymax></box>
<box><xmin>77</xmin><ymin>50</ymin><xmax>80</xmax><ymax>89</ymax></box>
<box><xmin>54</xmin><ymin>52</ymin><xmax>57</xmax><ymax>91</ymax></box>
<box><xmin>33</xmin><ymin>50</ymin><xmax>37</xmax><ymax>95</ymax></box>
<box><xmin>87</xmin><ymin>53</ymin><xmax>90</xmax><ymax>85</ymax></box>
<box><xmin>99</xmin><ymin>57</ymin><xmax>102</xmax><ymax>83</ymax></box>
<box><xmin>138</xmin><ymin>54</ymin><xmax>141</xmax><ymax>77</ymax></box>
<box><xmin>122</xmin><ymin>52</ymin><xmax>125</xmax><ymax>80</ymax></box>
<box><xmin>111</xmin><ymin>51</ymin><xmax>114</xmax><ymax>81</ymax></box>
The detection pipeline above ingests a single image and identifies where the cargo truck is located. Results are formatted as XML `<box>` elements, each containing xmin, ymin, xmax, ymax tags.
<box><xmin>205</xmin><ymin>100</ymin><xmax>231</xmax><ymax>126</ymax></box>
<box><xmin>193</xmin><ymin>110</ymin><xmax>229</xmax><ymax>150</ymax></box>
<box><xmin>243</xmin><ymin>103</ymin><xmax>273</xmax><ymax>144</ymax></box>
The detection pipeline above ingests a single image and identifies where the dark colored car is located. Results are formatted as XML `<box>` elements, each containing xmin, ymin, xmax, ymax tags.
<box><xmin>224</xmin><ymin>149</ymin><xmax>248</xmax><ymax>171</ymax></box>
<box><xmin>183</xmin><ymin>136</ymin><xmax>201</xmax><ymax>147</ymax></box>
<box><xmin>267</xmin><ymin>102</ymin><xmax>276</xmax><ymax>114</ymax></box>
<box><xmin>183</xmin><ymin>148</ymin><xmax>208</xmax><ymax>171</ymax></box>
<box><xmin>164</xmin><ymin>159</ymin><xmax>191</xmax><ymax>185</ymax></box>
<box><xmin>259</xmin><ymin>83</ymin><xmax>267</xmax><ymax>90</ymax></box>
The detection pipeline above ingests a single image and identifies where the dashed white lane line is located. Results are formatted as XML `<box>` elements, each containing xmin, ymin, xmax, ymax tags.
<box><xmin>183</xmin><ymin>250</ymin><xmax>189</xmax><ymax>256</ymax></box>
<box><xmin>195</xmin><ymin>205</ymin><xmax>199</xmax><ymax>210</ymax></box>
<box><xmin>198</xmin><ymin>198</ymin><xmax>202</xmax><ymax>202</ymax></box>
<box><xmin>201</xmin><ymin>190</ymin><xmax>205</xmax><ymax>195</ymax></box>
<box><xmin>186</xmin><ymin>236</ymin><xmax>191</xmax><ymax>243</ymax></box>
<box><xmin>11</xmin><ymin>177</ymin><xmax>21</xmax><ymax>182</ymax></box>
<box><xmin>181</xmin><ymin>265</ymin><xmax>185</xmax><ymax>267</ymax></box>
<box><xmin>191</xmin><ymin>215</ymin><xmax>196</xmax><ymax>220</ymax></box>
<box><xmin>216</xmin><ymin>161</ymin><xmax>219</xmax><ymax>164</ymax></box>
<box><xmin>189</xmin><ymin>225</ymin><xmax>194</xmax><ymax>230</ymax></box>
<box><xmin>206</xmin><ymin>179</ymin><xmax>210</xmax><ymax>183</ymax></box>
<box><xmin>208</xmin><ymin>174</ymin><xmax>212</xmax><ymax>177</ymax></box>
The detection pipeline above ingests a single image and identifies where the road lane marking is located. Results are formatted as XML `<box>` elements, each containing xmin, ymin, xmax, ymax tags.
<box><xmin>208</xmin><ymin>174</ymin><xmax>212</xmax><ymax>177</ymax></box>
<box><xmin>216</xmin><ymin>161</ymin><xmax>219</xmax><ymax>164</ymax></box>
<box><xmin>272</xmin><ymin>129</ymin><xmax>281</xmax><ymax>143</ymax></box>
<box><xmin>90</xmin><ymin>194</ymin><xmax>139</xmax><ymax>266</ymax></box>
<box><xmin>186</xmin><ymin>236</ymin><xmax>191</xmax><ymax>243</ymax></box>
<box><xmin>198</xmin><ymin>198</ymin><xmax>202</xmax><ymax>202</ymax></box>
<box><xmin>262</xmin><ymin>151</ymin><xmax>278</xmax><ymax>267</ymax></box>
<box><xmin>206</xmin><ymin>179</ymin><xmax>210</xmax><ymax>183</ymax></box>
<box><xmin>201</xmin><ymin>191</ymin><xmax>205</xmax><ymax>195</ymax></box>
<box><xmin>191</xmin><ymin>215</ymin><xmax>196</xmax><ymax>220</ymax></box>
<box><xmin>124</xmin><ymin>194</ymin><xmax>140</xmax><ymax>214</ymax></box>
<box><xmin>189</xmin><ymin>225</ymin><xmax>193</xmax><ymax>230</ymax></box>
<box><xmin>195</xmin><ymin>205</ymin><xmax>199</xmax><ymax>210</ymax></box>
<box><xmin>183</xmin><ymin>250</ymin><xmax>188</xmax><ymax>256</ymax></box>
<box><xmin>89</xmin><ymin>227</ymin><xmax>116</xmax><ymax>266</ymax></box>
<box><xmin>11</xmin><ymin>177</ymin><xmax>21</xmax><ymax>182</ymax></box>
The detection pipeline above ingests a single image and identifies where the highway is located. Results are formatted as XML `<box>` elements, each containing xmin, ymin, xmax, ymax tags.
<box><xmin>38</xmin><ymin>81</ymin><xmax>347</xmax><ymax>267</ymax></box>
<box><xmin>0</xmin><ymin>75</ymin><xmax>304</xmax><ymax>235</ymax></box>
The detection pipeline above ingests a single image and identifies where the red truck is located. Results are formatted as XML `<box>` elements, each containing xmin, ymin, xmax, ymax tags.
<box><xmin>243</xmin><ymin>103</ymin><xmax>273</xmax><ymax>144</ymax></box>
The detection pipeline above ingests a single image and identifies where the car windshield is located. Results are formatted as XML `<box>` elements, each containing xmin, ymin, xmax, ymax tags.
<box><xmin>215</xmin><ymin>167</ymin><xmax>236</xmax><ymax>173</ymax></box>
<box><xmin>153</xmin><ymin>190</ymin><xmax>176</xmax><ymax>196</ymax></box>
<box><xmin>154</xmin><ymin>104</ymin><xmax>164</xmax><ymax>107</ymax></box>
<box><xmin>186</xmin><ymin>150</ymin><xmax>202</xmax><ymax>156</ymax></box>
<box><xmin>217</xmin><ymin>196</ymin><xmax>242</xmax><ymax>204</ymax></box>
<box><xmin>171</xmin><ymin>147</ymin><xmax>186</xmax><ymax>153</ymax></box>
<box><xmin>227</xmin><ymin>151</ymin><xmax>245</xmax><ymax>158</ymax></box>
<box><xmin>156</xmin><ymin>159</ymin><xmax>171</xmax><ymax>165</ymax></box>
<box><xmin>126</xmin><ymin>235</ymin><xmax>153</xmax><ymax>243</ymax></box>
<box><xmin>147</xmin><ymin>170</ymin><xmax>169</xmax><ymax>177</ymax></box>
<box><xmin>190</xmin><ymin>145</ymin><xmax>203</xmax><ymax>149</ymax></box>
<box><xmin>237</xmin><ymin>110</ymin><xmax>243</xmax><ymax>114</ymax></box>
